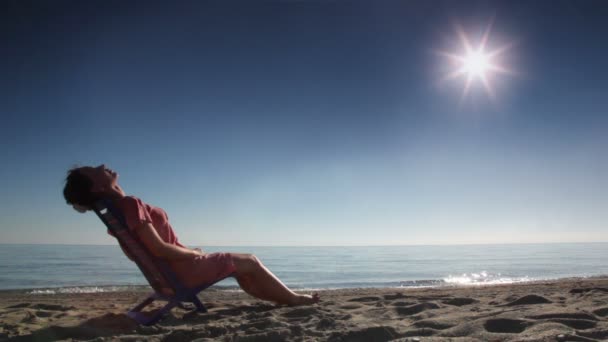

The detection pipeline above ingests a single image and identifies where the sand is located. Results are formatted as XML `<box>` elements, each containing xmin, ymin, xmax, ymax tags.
<box><xmin>2</xmin><ymin>277</ymin><xmax>608</xmax><ymax>341</ymax></box>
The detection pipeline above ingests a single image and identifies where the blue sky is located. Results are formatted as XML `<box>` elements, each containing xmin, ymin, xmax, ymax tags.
<box><xmin>1</xmin><ymin>1</ymin><xmax>607</xmax><ymax>246</ymax></box>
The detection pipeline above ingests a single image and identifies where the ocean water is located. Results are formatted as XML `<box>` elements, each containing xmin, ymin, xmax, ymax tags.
<box><xmin>1</xmin><ymin>243</ymin><xmax>607</xmax><ymax>293</ymax></box>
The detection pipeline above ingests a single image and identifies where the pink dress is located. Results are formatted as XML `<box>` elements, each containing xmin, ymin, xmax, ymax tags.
<box><xmin>112</xmin><ymin>196</ymin><xmax>236</xmax><ymax>288</ymax></box>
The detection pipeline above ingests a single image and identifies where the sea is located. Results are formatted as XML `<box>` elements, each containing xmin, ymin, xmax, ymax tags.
<box><xmin>1</xmin><ymin>243</ymin><xmax>607</xmax><ymax>294</ymax></box>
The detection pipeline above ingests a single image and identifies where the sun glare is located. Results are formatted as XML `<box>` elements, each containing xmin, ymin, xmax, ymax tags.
<box><xmin>463</xmin><ymin>50</ymin><xmax>490</xmax><ymax>78</ymax></box>
<box><xmin>437</xmin><ymin>19</ymin><xmax>515</xmax><ymax>101</ymax></box>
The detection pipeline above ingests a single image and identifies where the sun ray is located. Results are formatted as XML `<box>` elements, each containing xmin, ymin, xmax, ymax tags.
<box><xmin>455</xmin><ymin>24</ymin><xmax>473</xmax><ymax>53</ymax></box>
<box><xmin>486</xmin><ymin>64</ymin><xmax>514</xmax><ymax>75</ymax></box>
<box><xmin>479</xmin><ymin>16</ymin><xmax>495</xmax><ymax>52</ymax></box>
<box><xmin>435</xmin><ymin>50</ymin><xmax>467</xmax><ymax>62</ymax></box>
<box><xmin>463</xmin><ymin>75</ymin><xmax>474</xmax><ymax>97</ymax></box>
<box><xmin>487</xmin><ymin>41</ymin><xmax>516</xmax><ymax>58</ymax></box>
<box><xmin>440</xmin><ymin>69</ymin><xmax>467</xmax><ymax>84</ymax></box>
<box><xmin>480</xmin><ymin>74</ymin><xmax>495</xmax><ymax>100</ymax></box>
<box><xmin>458</xmin><ymin>74</ymin><xmax>474</xmax><ymax>106</ymax></box>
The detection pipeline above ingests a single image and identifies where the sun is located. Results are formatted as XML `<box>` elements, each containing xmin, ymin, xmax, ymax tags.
<box><xmin>462</xmin><ymin>50</ymin><xmax>490</xmax><ymax>78</ymax></box>
<box><xmin>437</xmin><ymin>19</ymin><xmax>515</xmax><ymax>101</ymax></box>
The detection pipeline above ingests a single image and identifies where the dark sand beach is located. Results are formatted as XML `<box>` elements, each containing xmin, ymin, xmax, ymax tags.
<box><xmin>2</xmin><ymin>277</ymin><xmax>608</xmax><ymax>341</ymax></box>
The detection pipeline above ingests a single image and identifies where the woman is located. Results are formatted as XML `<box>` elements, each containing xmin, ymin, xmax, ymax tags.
<box><xmin>63</xmin><ymin>164</ymin><xmax>319</xmax><ymax>306</ymax></box>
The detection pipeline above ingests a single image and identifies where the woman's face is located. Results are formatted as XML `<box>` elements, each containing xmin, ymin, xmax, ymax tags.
<box><xmin>78</xmin><ymin>164</ymin><xmax>119</xmax><ymax>193</ymax></box>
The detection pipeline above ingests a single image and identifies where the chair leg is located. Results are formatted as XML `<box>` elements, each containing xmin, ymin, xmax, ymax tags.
<box><xmin>191</xmin><ymin>296</ymin><xmax>208</xmax><ymax>313</ymax></box>
<box><xmin>130</xmin><ymin>293</ymin><xmax>156</xmax><ymax>313</ymax></box>
<box><xmin>128</xmin><ymin>300</ymin><xmax>178</xmax><ymax>326</ymax></box>
<box><xmin>127</xmin><ymin>292</ymin><xmax>179</xmax><ymax>326</ymax></box>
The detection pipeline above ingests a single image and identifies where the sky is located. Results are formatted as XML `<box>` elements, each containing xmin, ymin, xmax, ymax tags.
<box><xmin>1</xmin><ymin>0</ymin><xmax>607</xmax><ymax>246</ymax></box>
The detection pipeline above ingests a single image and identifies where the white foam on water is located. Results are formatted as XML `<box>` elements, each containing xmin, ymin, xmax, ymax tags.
<box><xmin>28</xmin><ymin>286</ymin><xmax>136</xmax><ymax>295</ymax></box>
<box><xmin>443</xmin><ymin>271</ymin><xmax>532</xmax><ymax>286</ymax></box>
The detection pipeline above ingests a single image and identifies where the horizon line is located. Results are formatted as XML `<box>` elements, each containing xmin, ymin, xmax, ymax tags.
<box><xmin>1</xmin><ymin>241</ymin><xmax>608</xmax><ymax>247</ymax></box>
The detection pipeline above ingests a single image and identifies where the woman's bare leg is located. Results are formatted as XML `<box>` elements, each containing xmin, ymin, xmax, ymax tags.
<box><xmin>235</xmin><ymin>274</ymin><xmax>274</xmax><ymax>301</ymax></box>
<box><xmin>230</xmin><ymin>253</ymin><xmax>319</xmax><ymax>305</ymax></box>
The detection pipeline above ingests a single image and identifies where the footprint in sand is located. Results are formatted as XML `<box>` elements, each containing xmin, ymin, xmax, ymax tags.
<box><xmin>545</xmin><ymin>318</ymin><xmax>597</xmax><ymax>330</ymax></box>
<box><xmin>33</xmin><ymin>310</ymin><xmax>54</xmax><ymax>318</ymax></box>
<box><xmin>395</xmin><ymin>302</ymin><xmax>440</xmax><ymax>316</ymax></box>
<box><xmin>592</xmin><ymin>307</ymin><xmax>608</xmax><ymax>317</ymax></box>
<box><xmin>392</xmin><ymin>301</ymin><xmax>416</xmax><ymax>307</ymax></box>
<box><xmin>576</xmin><ymin>329</ymin><xmax>608</xmax><ymax>340</ymax></box>
<box><xmin>484</xmin><ymin>318</ymin><xmax>530</xmax><ymax>333</ymax></box>
<box><xmin>502</xmin><ymin>294</ymin><xmax>552</xmax><ymax>306</ymax></box>
<box><xmin>413</xmin><ymin>319</ymin><xmax>455</xmax><ymax>330</ymax></box>
<box><xmin>570</xmin><ymin>287</ymin><xmax>608</xmax><ymax>294</ymax></box>
<box><xmin>441</xmin><ymin>297</ymin><xmax>477</xmax><ymax>306</ymax></box>
<box><xmin>383</xmin><ymin>293</ymin><xmax>407</xmax><ymax>300</ymax></box>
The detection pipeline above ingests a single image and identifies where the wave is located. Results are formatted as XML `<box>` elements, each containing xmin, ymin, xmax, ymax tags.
<box><xmin>28</xmin><ymin>286</ymin><xmax>145</xmax><ymax>295</ymax></box>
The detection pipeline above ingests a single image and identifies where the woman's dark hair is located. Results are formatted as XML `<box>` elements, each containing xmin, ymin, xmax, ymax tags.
<box><xmin>63</xmin><ymin>168</ymin><xmax>98</xmax><ymax>209</ymax></box>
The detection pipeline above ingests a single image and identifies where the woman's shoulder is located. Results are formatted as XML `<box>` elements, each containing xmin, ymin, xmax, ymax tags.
<box><xmin>117</xmin><ymin>196</ymin><xmax>148</xmax><ymax>209</ymax></box>
<box><xmin>119</xmin><ymin>195</ymin><xmax>140</xmax><ymax>203</ymax></box>
<box><xmin>119</xmin><ymin>196</ymin><xmax>163</xmax><ymax>213</ymax></box>
<box><xmin>115</xmin><ymin>196</ymin><xmax>154</xmax><ymax>229</ymax></box>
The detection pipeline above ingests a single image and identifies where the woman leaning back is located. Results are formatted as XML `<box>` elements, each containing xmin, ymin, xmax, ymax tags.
<box><xmin>63</xmin><ymin>164</ymin><xmax>319</xmax><ymax>306</ymax></box>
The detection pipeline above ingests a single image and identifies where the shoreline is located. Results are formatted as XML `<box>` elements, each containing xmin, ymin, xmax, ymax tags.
<box><xmin>2</xmin><ymin>277</ymin><xmax>608</xmax><ymax>341</ymax></box>
<box><xmin>3</xmin><ymin>274</ymin><xmax>607</xmax><ymax>295</ymax></box>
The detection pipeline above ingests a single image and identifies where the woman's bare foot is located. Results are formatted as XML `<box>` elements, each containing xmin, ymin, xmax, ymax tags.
<box><xmin>289</xmin><ymin>293</ymin><xmax>320</xmax><ymax>306</ymax></box>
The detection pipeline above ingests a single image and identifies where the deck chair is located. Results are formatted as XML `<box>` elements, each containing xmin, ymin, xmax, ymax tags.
<box><xmin>93</xmin><ymin>199</ymin><xmax>232</xmax><ymax>325</ymax></box>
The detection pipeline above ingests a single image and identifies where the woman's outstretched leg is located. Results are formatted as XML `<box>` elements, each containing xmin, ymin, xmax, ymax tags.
<box><xmin>230</xmin><ymin>253</ymin><xmax>319</xmax><ymax>305</ymax></box>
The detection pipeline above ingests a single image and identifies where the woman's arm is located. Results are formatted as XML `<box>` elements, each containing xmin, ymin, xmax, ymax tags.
<box><xmin>135</xmin><ymin>222</ymin><xmax>200</xmax><ymax>260</ymax></box>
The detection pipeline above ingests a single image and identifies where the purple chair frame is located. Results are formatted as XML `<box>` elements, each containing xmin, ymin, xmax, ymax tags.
<box><xmin>93</xmin><ymin>199</ymin><xmax>232</xmax><ymax>325</ymax></box>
